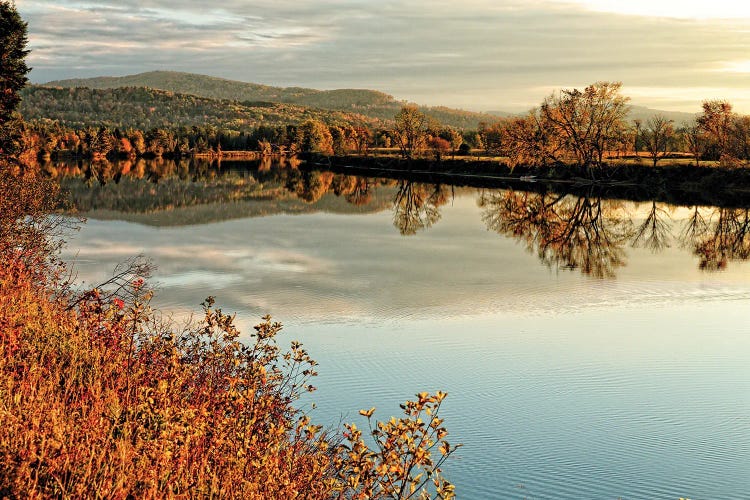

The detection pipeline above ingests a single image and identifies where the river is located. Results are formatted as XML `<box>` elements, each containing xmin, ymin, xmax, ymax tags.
<box><xmin>55</xmin><ymin>158</ymin><xmax>750</xmax><ymax>499</ymax></box>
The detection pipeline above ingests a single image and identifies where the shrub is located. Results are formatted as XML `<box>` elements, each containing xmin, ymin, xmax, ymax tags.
<box><xmin>0</xmin><ymin>167</ymin><xmax>459</xmax><ymax>498</ymax></box>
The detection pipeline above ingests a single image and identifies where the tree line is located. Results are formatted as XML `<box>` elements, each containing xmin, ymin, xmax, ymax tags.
<box><xmin>11</xmin><ymin>86</ymin><xmax>750</xmax><ymax>172</ymax></box>
<box><xmin>13</xmin><ymin>117</ymin><xmax>467</xmax><ymax>163</ymax></box>
<box><xmin>474</xmin><ymin>82</ymin><xmax>750</xmax><ymax>169</ymax></box>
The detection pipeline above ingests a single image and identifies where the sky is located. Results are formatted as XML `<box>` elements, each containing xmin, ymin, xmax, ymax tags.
<box><xmin>17</xmin><ymin>0</ymin><xmax>750</xmax><ymax>113</ymax></box>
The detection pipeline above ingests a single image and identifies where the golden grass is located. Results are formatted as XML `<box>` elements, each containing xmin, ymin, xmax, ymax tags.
<box><xmin>0</xmin><ymin>168</ymin><xmax>458</xmax><ymax>499</ymax></box>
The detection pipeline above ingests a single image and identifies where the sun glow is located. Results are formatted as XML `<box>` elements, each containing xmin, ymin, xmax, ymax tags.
<box><xmin>719</xmin><ymin>60</ymin><xmax>750</xmax><ymax>73</ymax></box>
<box><xmin>560</xmin><ymin>0</ymin><xmax>750</xmax><ymax>19</ymax></box>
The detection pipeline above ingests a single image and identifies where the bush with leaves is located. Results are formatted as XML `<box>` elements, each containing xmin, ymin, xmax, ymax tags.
<box><xmin>335</xmin><ymin>392</ymin><xmax>460</xmax><ymax>499</ymax></box>
<box><xmin>0</xmin><ymin>165</ymin><xmax>459</xmax><ymax>498</ymax></box>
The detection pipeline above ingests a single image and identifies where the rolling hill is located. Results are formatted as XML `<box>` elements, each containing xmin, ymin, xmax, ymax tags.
<box><xmin>43</xmin><ymin>71</ymin><xmax>499</xmax><ymax>129</ymax></box>
<box><xmin>32</xmin><ymin>71</ymin><xmax>701</xmax><ymax>131</ymax></box>
<box><xmin>19</xmin><ymin>85</ymin><xmax>385</xmax><ymax>130</ymax></box>
<box><xmin>627</xmin><ymin>105</ymin><xmax>698</xmax><ymax>125</ymax></box>
<box><xmin>46</xmin><ymin>71</ymin><xmax>330</xmax><ymax>104</ymax></box>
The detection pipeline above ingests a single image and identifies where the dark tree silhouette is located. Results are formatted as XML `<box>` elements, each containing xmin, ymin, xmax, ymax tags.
<box><xmin>0</xmin><ymin>0</ymin><xmax>30</xmax><ymax>159</ymax></box>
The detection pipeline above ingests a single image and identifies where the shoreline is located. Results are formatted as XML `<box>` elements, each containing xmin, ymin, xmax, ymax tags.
<box><xmin>301</xmin><ymin>155</ymin><xmax>750</xmax><ymax>208</ymax></box>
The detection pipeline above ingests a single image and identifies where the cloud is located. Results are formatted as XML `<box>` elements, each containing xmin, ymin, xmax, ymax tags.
<box><xmin>554</xmin><ymin>0</ymin><xmax>750</xmax><ymax>20</ymax></box>
<box><xmin>16</xmin><ymin>0</ymin><xmax>750</xmax><ymax>112</ymax></box>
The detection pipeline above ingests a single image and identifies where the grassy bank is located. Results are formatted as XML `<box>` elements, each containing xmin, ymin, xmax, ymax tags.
<box><xmin>0</xmin><ymin>168</ymin><xmax>459</xmax><ymax>499</ymax></box>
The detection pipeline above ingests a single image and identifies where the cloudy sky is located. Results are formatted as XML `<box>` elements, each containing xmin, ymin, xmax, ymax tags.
<box><xmin>17</xmin><ymin>0</ymin><xmax>750</xmax><ymax>113</ymax></box>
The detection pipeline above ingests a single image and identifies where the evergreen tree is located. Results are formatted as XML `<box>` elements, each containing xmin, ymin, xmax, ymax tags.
<box><xmin>0</xmin><ymin>0</ymin><xmax>30</xmax><ymax>159</ymax></box>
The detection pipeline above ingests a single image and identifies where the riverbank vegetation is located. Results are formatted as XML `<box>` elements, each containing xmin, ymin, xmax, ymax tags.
<box><xmin>1</xmin><ymin>2</ymin><xmax>461</xmax><ymax>497</ymax></box>
<box><xmin>14</xmin><ymin>80</ymin><xmax>750</xmax><ymax>181</ymax></box>
<box><xmin>0</xmin><ymin>168</ymin><xmax>460</xmax><ymax>498</ymax></box>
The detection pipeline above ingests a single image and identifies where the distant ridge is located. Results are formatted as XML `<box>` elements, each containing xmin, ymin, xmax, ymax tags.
<box><xmin>39</xmin><ymin>71</ymin><xmax>700</xmax><ymax>129</ymax></box>
<box><xmin>43</xmin><ymin>71</ymin><xmax>501</xmax><ymax>129</ymax></box>
<box><xmin>626</xmin><ymin>105</ymin><xmax>698</xmax><ymax>125</ymax></box>
<box><xmin>46</xmin><ymin>71</ymin><xmax>354</xmax><ymax>105</ymax></box>
<box><xmin>19</xmin><ymin>85</ymin><xmax>385</xmax><ymax>130</ymax></box>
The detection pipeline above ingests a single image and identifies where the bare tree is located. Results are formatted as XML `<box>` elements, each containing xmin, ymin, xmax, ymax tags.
<box><xmin>641</xmin><ymin>115</ymin><xmax>674</xmax><ymax>167</ymax></box>
<box><xmin>682</xmin><ymin>122</ymin><xmax>706</xmax><ymax>167</ymax></box>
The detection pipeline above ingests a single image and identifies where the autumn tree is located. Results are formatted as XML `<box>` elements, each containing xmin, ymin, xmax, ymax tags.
<box><xmin>330</xmin><ymin>125</ymin><xmax>348</xmax><ymax>155</ymax></box>
<box><xmin>0</xmin><ymin>0</ymin><xmax>30</xmax><ymax>162</ymax></box>
<box><xmin>298</xmin><ymin>120</ymin><xmax>334</xmax><ymax>155</ymax></box>
<box><xmin>540</xmin><ymin>81</ymin><xmax>630</xmax><ymax>170</ymax></box>
<box><xmin>477</xmin><ymin>121</ymin><xmax>504</xmax><ymax>156</ymax></box>
<box><xmin>502</xmin><ymin>111</ymin><xmax>564</xmax><ymax>168</ymax></box>
<box><xmin>446</xmin><ymin>128</ymin><xmax>463</xmax><ymax>158</ymax></box>
<box><xmin>697</xmin><ymin>100</ymin><xmax>734</xmax><ymax>163</ymax></box>
<box><xmin>351</xmin><ymin>126</ymin><xmax>372</xmax><ymax>156</ymax></box>
<box><xmin>144</xmin><ymin>128</ymin><xmax>177</xmax><ymax>157</ymax></box>
<box><xmin>730</xmin><ymin>115</ymin><xmax>750</xmax><ymax>162</ymax></box>
<box><xmin>427</xmin><ymin>136</ymin><xmax>451</xmax><ymax>161</ymax></box>
<box><xmin>641</xmin><ymin>115</ymin><xmax>674</xmax><ymax>167</ymax></box>
<box><xmin>89</xmin><ymin>127</ymin><xmax>115</xmax><ymax>157</ymax></box>
<box><xmin>393</xmin><ymin>105</ymin><xmax>428</xmax><ymax>159</ymax></box>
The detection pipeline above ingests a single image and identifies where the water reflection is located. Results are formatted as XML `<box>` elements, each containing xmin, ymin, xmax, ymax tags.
<box><xmin>46</xmin><ymin>159</ymin><xmax>750</xmax><ymax>275</ymax></box>
<box><xmin>393</xmin><ymin>181</ymin><xmax>451</xmax><ymax>235</ymax></box>
<box><xmin>631</xmin><ymin>201</ymin><xmax>673</xmax><ymax>252</ymax></box>
<box><xmin>688</xmin><ymin>208</ymin><xmax>750</xmax><ymax>270</ymax></box>
<box><xmin>50</xmin><ymin>159</ymin><xmax>750</xmax><ymax>500</ymax></box>
<box><xmin>479</xmin><ymin>190</ymin><xmax>633</xmax><ymax>278</ymax></box>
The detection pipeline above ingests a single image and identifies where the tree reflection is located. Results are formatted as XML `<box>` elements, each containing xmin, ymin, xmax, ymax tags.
<box><xmin>286</xmin><ymin>170</ymin><xmax>334</xmax><ymax>203</ymax></box>
<box><xmin>28</xmin><ymin>156</ymin><xmax>750</xmax><ymax>272</ymax></box>
<box><xmin>680</xmin><ymin>207</ymin><xmax>750</xmax><ymax>270</ymax></box>
<box><xmin>479</xmin><ymin>190</ymin><xmax>634</xmax><ymax>278</ymax></box>
<box><xmin>631</xmin><ymin>201</ymin><xmax>673</xmax><ymax>252</ymax></box>
<box><xmin>332</xmin><ymin>174</ymin><xmax>373</xmax><ymax>206</ymax></box>
<box><xmin>392</xmin><ymin>181</ymin><xmax>450</xmax><ymax>236</ymax></box>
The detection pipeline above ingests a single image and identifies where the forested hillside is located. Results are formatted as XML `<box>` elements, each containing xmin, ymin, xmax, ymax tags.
<box><xmin>43</xmin><ymin>71</ymin><xmax>498</xmax><ymax>129</ymax></box>
<box><xmin>19</xmin><ymin>85</ymin><xmax>384</xmax><ymax>130</ymax></box>
<box><xmin>45</xmin><ymin>71</ymin><xmax>324</xmax><ymax>103</ymax></box>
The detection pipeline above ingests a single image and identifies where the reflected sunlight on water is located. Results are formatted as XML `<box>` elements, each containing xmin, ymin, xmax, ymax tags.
<box><xmin>60</xmin><ymin>166</ymin><xmax>750</xmax><ymax>499</ymax></box>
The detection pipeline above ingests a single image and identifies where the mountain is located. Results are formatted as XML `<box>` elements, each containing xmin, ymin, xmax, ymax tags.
<box><xmin>43</xmin><ymin>71</ymin><xmax>499</xmax><ymax>129</ymax></box>
<box><xmin>19</xmin><ymin>85</ymin><xmax>384</xmax><ymax>130</ymax></box>
<box><xmin>46</xmin><ymin>71</ymin><xmax>332</xmax><ymax>104</ymax></box>
<box><xmin>626</xmin><ymin>105</ymin><xmax>698</xmax><ymax>125</ymax></box>
<box><xmin>35</xmin><ymin>71</ymin><xmax>699</xmax><ymax>130</ymax></box>
<box><xmin>487</xmin><ymin>105</ymin><xmax>698</xmax><ymax>124</ymax></box>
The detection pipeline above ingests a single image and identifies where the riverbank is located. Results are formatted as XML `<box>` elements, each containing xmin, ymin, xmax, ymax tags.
<box><xmin>302</xmin><ymin>155</ymin><xmax>750</xmax><ymax>208</ymax></box>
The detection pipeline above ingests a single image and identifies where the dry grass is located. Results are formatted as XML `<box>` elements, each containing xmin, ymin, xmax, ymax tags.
<box><xmin>0</xmin><ymin>167</ymin><xmax>458</xmax><ymax>499</ymax></box>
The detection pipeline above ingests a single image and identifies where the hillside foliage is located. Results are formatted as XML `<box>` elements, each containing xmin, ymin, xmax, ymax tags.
<box><xmin>42</xmin><ymin>71</ymin><xmax>499</xmax><ymax>129</ymax></box>
<box><xmin>20</xmin><ymin>86</ymin><xmax>384</xmax><ymax>131</ymax></box>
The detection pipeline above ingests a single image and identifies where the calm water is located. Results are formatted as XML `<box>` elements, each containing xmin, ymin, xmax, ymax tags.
<box><xmin>58</xmin><ymin>159</ymin><xmax>750</xmax><ymax>499</ymax></box>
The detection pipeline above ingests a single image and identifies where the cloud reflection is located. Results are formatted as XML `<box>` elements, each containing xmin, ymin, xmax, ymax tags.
<box><xmin>60</xmin><ymin>193</ymin><xmax>750</xmax><ymax>331</ymax></box>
